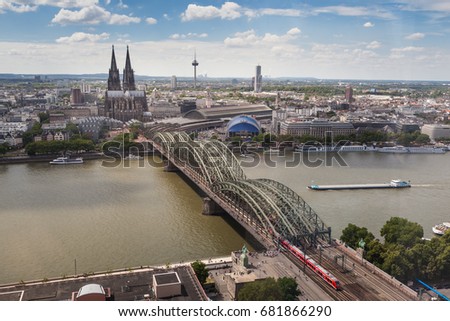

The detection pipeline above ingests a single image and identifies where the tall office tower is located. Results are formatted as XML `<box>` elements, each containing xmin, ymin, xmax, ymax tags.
<box><xmin>107</xmin><ymin>45</ymin><xmax>121</xmax><ymax>90</ymax></box>
<box><xmin>254</xmin><ymin>65</ymin><xmax>262</xmax><ymax>93</ymax></box>
<box><xmin>171</xmin><ymin>75</ymin><xmax>177</xmax><ymax>90</ymax></box>
<box><xmin>122</xmin><ymin>46</ymin><xmax>136</xmax><ymax>91</ymax></box>
<box><xmin>81</xmin><ymin>82</ymin><xmax>91</xmax><ymax>93</ymax></box>
<box><xmin>345</xmin><ymin>86</ymin><xmax>353</xmax><ymax>103</ymax></box>
<box><xmin>70</xmin><ymin>88</ymin><xmax>83</xmax><ymax>105</ymax></box>
<box><xmin>192</xmin><ymin>52</ymin><xmax>199</xmax><ymax>89</ymax></box>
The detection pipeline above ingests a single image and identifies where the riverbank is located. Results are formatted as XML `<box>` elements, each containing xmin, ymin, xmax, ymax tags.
<box><xmin>0</xmin><ymin>152</ymin><xmax>108</xmax><ymax>165</ymax></box>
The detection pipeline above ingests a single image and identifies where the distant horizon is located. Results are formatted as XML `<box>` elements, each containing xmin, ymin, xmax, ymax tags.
<box><xmin>2</xmin><ymin>72</ymin><xmax>450</xmax><ymax>84</ymax></box>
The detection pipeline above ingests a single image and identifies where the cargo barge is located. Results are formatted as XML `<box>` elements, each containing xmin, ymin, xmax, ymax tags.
<box><xmin>308</xmin><ymin>179</ymin><xmax>411</xmax><ymax>191</ymax></box>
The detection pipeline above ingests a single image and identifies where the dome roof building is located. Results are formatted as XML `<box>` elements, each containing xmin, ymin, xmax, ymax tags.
<box><xmin>226</xmin><ymin>115</ymin><xmax>261</xmax><ymax>137</ymax></box>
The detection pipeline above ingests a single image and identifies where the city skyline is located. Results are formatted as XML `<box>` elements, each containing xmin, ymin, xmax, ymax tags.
<box><xmin>1</xmin><ymin>1</ymin><xmax>450</xmax><ymax>80</ymax></box>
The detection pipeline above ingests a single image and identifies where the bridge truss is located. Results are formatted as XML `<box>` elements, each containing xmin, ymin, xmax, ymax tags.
<box><xmin>152</xmin><ymin>131</ymin><xmax>331</xmax><ymax>248</ymax></box>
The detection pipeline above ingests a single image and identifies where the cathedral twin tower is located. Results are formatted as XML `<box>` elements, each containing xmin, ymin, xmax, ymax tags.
<box><xmin>103</xmin><ymin>45</ymin><xmax>147</xmax><ymax>122</ymax></box>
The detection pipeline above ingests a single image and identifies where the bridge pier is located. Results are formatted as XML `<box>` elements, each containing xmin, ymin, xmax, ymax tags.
<box><xmin>202</xmin><ymin>197</ymin><xmax>225</xmax><ymax>215</ymax></box>
<box><xmin>164</xmin><ymin>160</ymin><xmax>180</xmax><ymax>172</ymax></box>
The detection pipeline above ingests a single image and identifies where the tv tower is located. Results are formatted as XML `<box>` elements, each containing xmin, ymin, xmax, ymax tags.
<box><xmin>192</xmin><ymin>51</ymin><xmax>199</xmax><ymax>89</ymax></box>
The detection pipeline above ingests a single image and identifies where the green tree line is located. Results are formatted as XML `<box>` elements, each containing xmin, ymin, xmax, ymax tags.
<box><xmin>25</xmin><ymin>139</ymin><xmax>95</xmax><ymax>155</ymax></box>
<box><xmin>341</xmin><ymin>217</ymin><xmax>450</xmax><ymax>282</ymax></box>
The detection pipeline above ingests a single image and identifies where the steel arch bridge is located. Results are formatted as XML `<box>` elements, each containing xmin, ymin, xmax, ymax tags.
<box><xmin>152</xmin><ymin>132</ymin><xmax>331</xmax><ymax>247</ymax></box>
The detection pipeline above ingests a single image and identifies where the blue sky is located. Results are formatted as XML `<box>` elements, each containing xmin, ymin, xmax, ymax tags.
<box><xmin>1</xmin><ymin>0</ymin><xmax>450</xmax><ymax>80</ymax></box>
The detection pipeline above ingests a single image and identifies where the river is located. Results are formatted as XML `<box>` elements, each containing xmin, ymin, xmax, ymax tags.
<box><xmin>0</xmin><ymin>151</ymin><xmax>449</xmax><ymax>284</ymax></box>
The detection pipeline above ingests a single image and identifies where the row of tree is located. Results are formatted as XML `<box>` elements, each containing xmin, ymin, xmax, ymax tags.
<box><xmin>25</xmin><ymin>139</ymin><xmax>95</xmax><ymax>155</ymax></box>
<box><xmin>341</xmin><ymin>217</ymin><xmax>450</xmax><ymax>282</ymax></box>
<box><xmin>248</xmin><ymin>131</ymin><xmax>431</xmax><ymax>146</ymax></box>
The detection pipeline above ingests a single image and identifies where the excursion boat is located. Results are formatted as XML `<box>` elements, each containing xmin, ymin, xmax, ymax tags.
<box><xmin>377</xmin><ymin>146</ymin><xmax>447</xmax><ymax>154</ymax></box>
<box><xmin>49</xmin><ymin>157</ymin><xmax>84</xmax><ymax>165</ymax></box>
<box><xmin>432</xmin><ymin>222</ymin><xmax>450</xmax><ymax>236</ymax></box>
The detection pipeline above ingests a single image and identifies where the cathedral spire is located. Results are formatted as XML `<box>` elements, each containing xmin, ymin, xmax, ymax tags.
<box><xmin>123</xmin><ymin>45</ymin><xmax>136</xmax><ymax>91</ymax></box>
<box><xmin>107</xmin><ymin>45</ymin><xmax>121</xmax><ymax>90</ymax></box>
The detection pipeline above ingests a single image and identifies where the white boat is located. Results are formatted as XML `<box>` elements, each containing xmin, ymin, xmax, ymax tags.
<box><xmin>432</xmin><ymin>222</ymin><xmax>450</xmax><ymax>236</ymax></box>
<box><xmin>124</xmin><ymin>154</ymin><xmax>143</xmax><ymax>160</ymax></box>
<box><xmin>377</xmin><ymin>146</ymin><xmax>447</xmax><ymax>154</ymax></box>
<box><xmin>264</xmin><ymin>148</ymin><xmax>280</xmax><ymax>154</ymax></box>
<box><xmin>295</xmin><ymin>145</ymin><xmax>375</xmax><ymax>152</ymax></box>
<box><xmin>49</xmin><ymin>157</ymin><xmax>84</xmax><ymax>165</ymax></box>
<box><xmin>377</xmin><ymin>146</ymin><xmax>409</xmax><ymax>153</ymax></box>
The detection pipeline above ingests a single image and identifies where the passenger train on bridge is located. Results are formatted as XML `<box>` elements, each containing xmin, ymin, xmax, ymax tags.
<box><xmin>279</xmin><ymin>239</ymin><xmax>341</xmax><ymax>290</ymax></box>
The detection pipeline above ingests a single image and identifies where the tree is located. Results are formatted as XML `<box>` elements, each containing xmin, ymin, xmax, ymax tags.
<box><xmin>38</xmin><ymin>112</ymin><xmax>49</xmax><ymax>124</ymax></box>
<box><xmin>340</xmin><ymin>223</ymin><xmax>375</xmax><ymax>249</ymax></box>
<box><xmin>238</xmin><ymin>278</ymin><xmax>282</xmax><ymax>301</ymax></box>
<box><xmin>191</xmin><ymin>261</ymin><xmax>208</xmax><ymax>285</ymax></box>
<box><xmin>364</xmin><ymin>239</ymin><xmax>386</xmax><ymax>268</ymax></box>
<box><xmin>0</xmin><ymin>144</ymin><xmax>7</xmax><ymax>155</ymax></box>
<box><xmin>238</xmin><ymin>277</ymin><xmax>300</xmax><ymax>301</ymax></box>
<box><xmin>381</xmin><ymin>244</ymin><xmax>414</xmax><ymax>282</ymax></box>
<box><xmin>380</xmin><ymin>217</ymin><xmax>423</xmax><ymax>249</ymax></box>
<box><xmin>414</xmin><ymin>133</ymin><xmax>430</xmax><ymax>145</ymax></box>
<box><xmin>277</xmin><ymin>277</ymin><xmax>300</xmax><ymax>300</ymax></box>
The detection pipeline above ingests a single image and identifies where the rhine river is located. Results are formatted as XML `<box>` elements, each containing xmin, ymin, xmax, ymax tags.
<box><xmin>0</xmin><ymin>152</ymin><xmax>449</xmax><ymax>284</ymax></box>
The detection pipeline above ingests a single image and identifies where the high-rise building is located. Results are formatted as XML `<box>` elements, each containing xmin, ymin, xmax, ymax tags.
<box><xmin>70</xmin><ymin>88</ymin><xmax>83</xmax><ymax>105</ymax></box>
<box><xmin>345</xmin><ymin>86</ymin><xmax>353</xmax><ymax>103</ymax></box>
<box><xmin>171</xmin><ymin>75</ymin><xmax>177</xmax><ymax>90</ymax></box>
<box><xmin>254</xmin><ymin>65</ymin><xmax>262</xmax><ymax>93</ymax></box>
<box><xmin>103</xmin><ymin>46</ymin><xmax>147</xmax><ymax>122</ymax></box>
<box><xmin>192</xmin><ymin>52</ymin><xmax>199</xmax><ymax>89</ymax></box>
<box><xmin>81</xmin><ymin>82</ymin><xmax>91</xmax><ymax>93</ymax></box>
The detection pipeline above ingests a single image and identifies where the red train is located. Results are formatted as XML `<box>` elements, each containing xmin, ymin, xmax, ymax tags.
<box><xmin>280</xmin><ymin>239</ymin><xmax>341</xmax><ymax>290</ymax></box>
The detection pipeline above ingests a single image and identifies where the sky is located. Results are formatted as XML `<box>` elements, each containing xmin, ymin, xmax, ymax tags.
<box><xmin>1</xmin><ymin>0</ymin><xmax>450</xmax><ymax>80</ymax></box>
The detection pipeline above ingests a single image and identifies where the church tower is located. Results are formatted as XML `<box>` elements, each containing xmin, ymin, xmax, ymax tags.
<box><xmin>122</xmin><ymin>46</ymin><xmax>136</xmax><ymax>91</ymax></box>
<box><xmin>107</xmin><ymin>45</ymin><xmax>121</xmax><ymax>90</ymax></box>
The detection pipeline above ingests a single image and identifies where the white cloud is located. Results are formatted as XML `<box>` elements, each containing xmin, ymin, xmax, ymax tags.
<box><xmin>364</xmin><ymin>22</ymin><xmax>374</xmax><ymax>28</ymax></box>
<box><xmin>314</xmin><ymin>6</ymin><xmax>395</xmax><ymax>19</ymax></box>
<box><xmin>0</xmin><ymin>1</ymin><xmax>38</xmax><ymax>13</ymax></box>
<box><xmin>397</xmin><ymin>0</ymin><xmax>450</xmax><ymax>13</ymax></box>
<box><xmin>366</xmin><ymin>41</ymin><xmax>381</xmax><ymax>49</ymax></box>
<box><xmin>2</xmin><ymin>39</ymin><xmax>450</xmax><ymax>80</ymax></box>
<box><xmin>181</xmin><ymin>2</ymin><xmax>303</xmax><ymax>21</ymax></box>
<box><xmin>392</xmin><ymin>46</ymin><xmax>424</xmax><ymax>53</ymax></box>
<box><xmin>146</xmin><ymin>17</ymin><xmax>157</xmax><ymax>24</ymax></box>
<box><xmin>0</xmin><ymin>0</ymin><xmax>99</xmax><ymax>12</ymax></box>
<box><xmin>56</xmin><ymin>31</ymin><xmax>109</xmax><ymax>43</ymax></box>
<box><xmin>117</xmin><ymin>0</ymin><xmax>127</xmax><ymax>9</ymax></box>
<box><xmin>224</xmin><ymin>28</ymin><xmax>301</xmax><ymax>48</ymax></box>
<box><xmin>104</xmin><ymin>0</ymin><xmax>110</xmax><ymax>5</ymax></box>
<box><xmin>248</xmin><ymin>8</ymin><xmax>302</xmax><ymax>19</ymax></box>
<box><xmin>405</xmin><ymin>32</ymin><xmax>425</xmax><ymax>40</ymax></box>
<box><xmin>287</xmin><ymin>27</ymin><xmax>301</xmax><ymax>36</ymax></box>
<box><xmin>181</xmin><ymin>2</ymin><xmax>241</xmax><ymax>21</ymax></box>
<box><xmin>170</xmin><ymin>33</ymin><xmax>208</xmax><ymax>40</ymax></box>
<box><xmin>109</xmin><ymin>13</ymin><xmax>139</xmax><ymax>25</ymax></box>
<box><xmin>51</xmin><ymin>5</ymin><xmax>140</xmax><ymax>25</ymax></box>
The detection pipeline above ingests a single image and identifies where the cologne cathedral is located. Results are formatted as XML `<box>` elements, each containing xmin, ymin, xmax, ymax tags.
<box><xmin>103</xmin><ymin>46</ymin><xmax>147</xmax><ymax>122</ymax></box>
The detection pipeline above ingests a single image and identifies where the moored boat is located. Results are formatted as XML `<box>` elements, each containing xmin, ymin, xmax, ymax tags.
<box><xmin>432</xmin><ymin>222</ymin><xmax>450</xmax><ymax>236</ymax></box>
<box><xmin>49</xmin><ymin>157</ymin><xmax>84</xmax><ymax>165</ymax></box>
